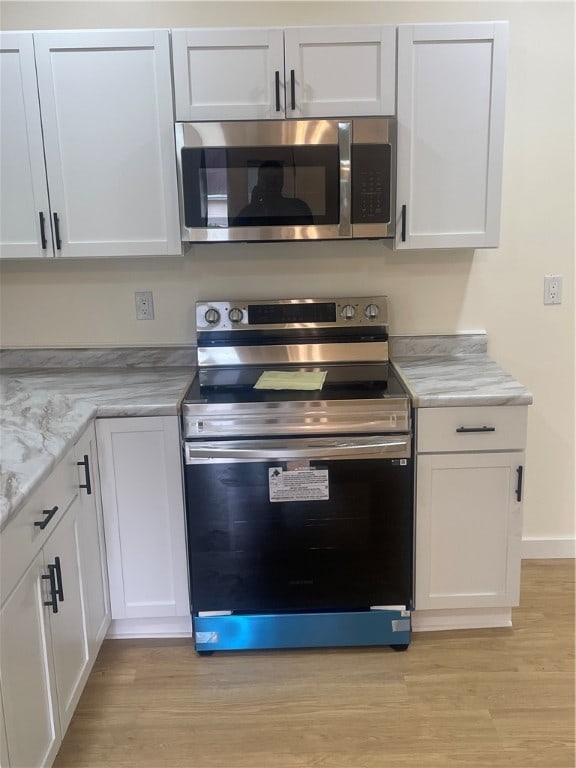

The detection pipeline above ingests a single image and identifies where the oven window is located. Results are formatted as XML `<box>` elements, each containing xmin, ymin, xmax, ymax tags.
<box><xmin>181</xmin><ymin>146</ymin><xmax>339</xmax><ymax>228</ymax></box>
<box><xmin>185</xmin><ymin>457</ymin><xmax>413</xmax><ymax>614</ymax></box>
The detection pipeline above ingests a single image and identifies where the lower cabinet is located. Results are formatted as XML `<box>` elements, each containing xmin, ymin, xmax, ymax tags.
<box><xmin>0</xmin><ymin>421</ymin><xmax>109</xmax><ymax>768</ymax></box>
<box><xmin>74</xmin><ymin>425</ymin><xmax>110</xmax><ymax>658</ymax></box>
<box><xmin>1</xmin><ymin>550</ymin><xmax>60</xmax><ymax>768</ymax></box>
<box><xmin>414</xmin><ymin>406</ymin><xmax>527</xmax><ymax>624</ymax></box>
<box><xmin>96</xmin><ymin>416</ymin><xmax>189</xmax><ymax>635</ymax></box>
<box><xmin>415</xmin><ymin>451</ymin><xmax>524</xmax><ymax>610</ymax></box>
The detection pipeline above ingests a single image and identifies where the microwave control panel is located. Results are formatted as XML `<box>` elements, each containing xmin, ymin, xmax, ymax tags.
<box><xmin>351</xmin><ymin>144</ymin><xmax>392</xmax><ymax>224</ymax></box>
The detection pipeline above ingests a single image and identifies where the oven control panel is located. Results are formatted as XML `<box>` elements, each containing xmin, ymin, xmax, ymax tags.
<box><xmin>196</xmin><ymin>297</ymin><xmax>389</xmax><ymax>332</ymax></box>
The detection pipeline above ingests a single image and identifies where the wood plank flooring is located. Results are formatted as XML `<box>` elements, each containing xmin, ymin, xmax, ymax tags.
<box><xmin>54</xmin><ymin>560</ymin><xmax>575</xmax><ymax>768</ymax></box>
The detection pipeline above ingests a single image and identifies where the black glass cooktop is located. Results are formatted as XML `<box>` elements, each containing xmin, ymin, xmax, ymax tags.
<box><xmin>183</xmin><ymin>363</ymin><xmax>409</xmax><ymax>405</ymax></box>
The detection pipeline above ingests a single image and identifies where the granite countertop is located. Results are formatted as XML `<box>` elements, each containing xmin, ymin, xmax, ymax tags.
<box><xmin>0</xmin><ymin>366</ymin><xmax>195</xmax><ymax>531</ymax></box>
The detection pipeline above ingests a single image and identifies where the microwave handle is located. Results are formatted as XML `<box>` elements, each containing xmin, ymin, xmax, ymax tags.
<box><xmin>338</xmin><ymin>122</ymin><xmax>352</xmax><ymax>237</ymax></box>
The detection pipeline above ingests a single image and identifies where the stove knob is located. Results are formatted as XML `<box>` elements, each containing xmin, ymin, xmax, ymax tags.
<box><xmin>228</xmin><ymin>307</ymin><xmax>244</xmax><ymax>324</ymax></box>
<box><xmin>340</xmin><ymin>304</ymin><xmax>356</xmax><ymax>320</ymax></box>
<box><xmin>364</xmin><ymin>303</ymin><xmax>380</xmax><ymax>320</ymax></box>
<box><xmin>204</xmin><ymin>307</ymin><xmax>221</xmax><ymax>326</ymax></box>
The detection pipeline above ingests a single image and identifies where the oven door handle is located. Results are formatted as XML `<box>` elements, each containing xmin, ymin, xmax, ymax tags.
<box><xmin>185</xmin><ymin>437</ymin><xmax>410</xmax><ymax>462</ymax></box>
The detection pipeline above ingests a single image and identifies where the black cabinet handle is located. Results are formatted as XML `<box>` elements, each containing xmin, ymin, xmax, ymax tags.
<box><xmin>34</xmin><ymin>505</ymin><xmax>59</xmax><ymax>530</ymax></box>
<box><xmin>53</xmin><ymin>556</ymin><xmax>64</xmax><ymax>603</ymax></box>
<box><xmin>77</xmin><ymin>454</ymin><xmax>92</xmax><ymax>495</ymax></box>
<box><xmin>401</xmin><ymin>205</ymin><xmax>407</xmax><ymax>242</ymax></box>
<box><xmin>456</xmin><ymin>426</ymin><xmax>496</xmax><ymax>433</ymax></box>
<box><xmin>53</xmin><ymin>212</ymin><xmax>62</xmax><ymax>250</ymax></box>
<box><xmin>275</xmin><ymin>70</ymin><xmax>281</xmax><ymax>112</ymax></box>
<box><xmin>39</xmin><ymin>212</ymin><xmax>47</xmax><ymax>249</ymax></box>
<box><xmin>42</xmin><ymin>565</ymin><xmax>58</xmax><ymax>613</ymax></box>
<box><xmin>516</xmin><ymin>465</ymin><xmax>524</xmax><ymax>502</ymax></box>
<box><xmin>290</xmin><ymin>69</ymin><xmax>296</xmax><ymax>110</ymax></box>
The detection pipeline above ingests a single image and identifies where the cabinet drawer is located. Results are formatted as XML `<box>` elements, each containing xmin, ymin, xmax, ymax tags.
<box><xmin>1</xmin><ymin>446</ymin><xmax>78</xmax><ymax>605</ymax></box>
<box><xmin>417</xmin><ymin>406</ymin><xmax>527</xmax><ymax>453</ymax></box>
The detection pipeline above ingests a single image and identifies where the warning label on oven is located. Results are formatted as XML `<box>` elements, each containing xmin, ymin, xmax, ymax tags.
<box><xmin>268</xmin><ymin>467</ymin><xmax>329</xmax><ymax>502</ymax></box>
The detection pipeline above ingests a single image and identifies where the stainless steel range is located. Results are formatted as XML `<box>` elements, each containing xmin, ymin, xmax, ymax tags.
<box><xmin>181</xmin><ymin>297</ymin><xmax>413</xmax><ymax>653</ymax></box>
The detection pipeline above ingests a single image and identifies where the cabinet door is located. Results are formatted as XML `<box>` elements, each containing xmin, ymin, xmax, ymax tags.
<box><xmin>172</xmin><ymin>28</ymin><xmax>285</xmax><ymax>121</ymax></box>
<box><xmin>0</xmin><ymin>553</ymin><xmax>60</xmax><ymax>768</ymax></box>
<box><xmin>0</xmin><ymin>32</ymin><xmax>52</xmax><ymax>259</ymax></box>
<box><xmin>396</xmin><ymin>22</ymin><xmax>508</xmax><ymax>249</ymax></box>
<box><xmin>43</xmin><ymin>496</ymin><xmax>90</xmax><ymax>734</ymax></box>
<box><xmin>284</xmin><ymin>26</ymin><xmax>396</xmax><ymax>118</ymax></box>
<box><xmin>96</xmin><ymin>417</ymin><xmax>189</xmax><ymax>620</ymax></box>
<box><xmin>75</xmin><ymin>424</ymin><xmax>110</xmax><ymax>657</ymax></box>
<box><xmin>33</xmin><ymin>29</ymin><xmax>180</xmax><ymax>257</ymax></box>
<box><xmin>415</xmin><ymin>451</ymin><xmax>524</xmax><ymax>610</ymax></box>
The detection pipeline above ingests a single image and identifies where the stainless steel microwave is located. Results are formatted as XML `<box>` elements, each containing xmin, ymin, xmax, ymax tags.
<box><xmin>175</xmin><ymin>118</ymin><xmax>396</xmax><ymax>243</ymax></box>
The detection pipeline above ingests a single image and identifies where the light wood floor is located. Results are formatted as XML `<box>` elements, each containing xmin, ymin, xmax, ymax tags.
<box><xmin>54</xmin><ymin>560</ymin><xmax>575</xmax><ymax>768</ymax></box>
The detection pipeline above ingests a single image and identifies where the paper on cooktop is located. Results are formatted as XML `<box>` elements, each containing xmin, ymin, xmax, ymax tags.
<box><xmin>253</xmin><ymin>370</ymin><xmax>328</xmax><ymax>390</ymax></box>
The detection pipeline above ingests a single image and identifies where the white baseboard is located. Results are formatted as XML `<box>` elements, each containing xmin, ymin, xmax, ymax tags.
<box><xmin>522</xmin><ymin>536</ymin><xmax>576</xmax><ymax>559</ymax></box>
<box><xmin>106</xmin><ymin>615</ymin><xmax>192</xmax><ymax>639</ymax></box>
<box><xmin>412</xmin><ymin>607</ymin><xmax>512</xmax><ymax>632</ymax></box>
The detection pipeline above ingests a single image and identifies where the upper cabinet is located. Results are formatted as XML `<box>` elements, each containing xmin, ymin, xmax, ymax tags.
<box><xmin>395</xmin><ymin>22</ymin><xmax>509</xmax><ymax>250</ymax></box>
<box><xmin>0</xmin><ymin>30</ymin><xmax>181</xmax><ymax>259</ymax></box>
<box><xmin>172</xmin><ymin>25</ymin><xmax>396</xmax><ymax>121</ymax></box>
<box><xmin>0</xmin><ymin>33</ymin><xmax>51</xmax><ymax>259</ymax></box>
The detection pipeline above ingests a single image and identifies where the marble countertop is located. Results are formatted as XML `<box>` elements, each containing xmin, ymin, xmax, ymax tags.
<box><xmin>0</xmin><ymin>366</ymin><xmax>195</xmax><ymax>531</ymax></box>
<box><xmin>393</xmin><ymin>353</ymin><xmax>533</xmax><ymax>408</ymax></box>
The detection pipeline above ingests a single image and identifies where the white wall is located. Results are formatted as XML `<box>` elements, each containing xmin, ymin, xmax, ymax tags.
<box><xmin>0</xmin><ymin>1</ymin><xmax>574</xmax><ymax>549</ymax></box>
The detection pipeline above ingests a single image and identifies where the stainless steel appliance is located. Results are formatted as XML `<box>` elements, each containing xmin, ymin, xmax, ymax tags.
<box><xmin>181</xmin><ymin>297</ymin><xmax>413</xmax><ymax>653</ymax></box>
<box><xmin>175</xmin><ymin>119</ymin><xmax>396</xmax><ymax>242</ymax></box>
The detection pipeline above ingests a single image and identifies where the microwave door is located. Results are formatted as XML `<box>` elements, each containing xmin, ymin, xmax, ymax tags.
<box><xmin>175</xmin><ymin>119</ymin><xmax>394</xmax><ymax>242</ymax></box>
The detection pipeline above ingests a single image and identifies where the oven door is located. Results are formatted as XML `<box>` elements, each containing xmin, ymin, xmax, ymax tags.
<box><xmin>183</xmin><ymin>435</ymin><xmax>413</xmax><ymax>615</ymax></box>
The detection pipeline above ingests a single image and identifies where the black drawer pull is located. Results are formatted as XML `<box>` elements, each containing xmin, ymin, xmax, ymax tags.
<box><xmin>53</xmin><ymin>212</ymin><xmax>62</xmax><ymax>250</ymax></box>
<box><xmin>290</xmin><ymin>69</ymin><xmax>296</xmax><ymax>110</ymax></box>
<box><xmin>401</xmin><ymin>204</ymin><xmax>407</xmax><ymax>242</ymax></box>
<box><xmin>515</xmin><ymin>465</ymin><xmax>524</xmax><ymax>502</ymax></box>
<box><xmin>34</xmin><ymin>505</ymin><xmax>59</xmax><ymax>530</ymax></box>
<box><xmin>42</xmin><ymin>565</ymin><xmax>58</xmax><ymax>614</ymax></box>
<box><xmin>39</xmin><ymin>212</ymin><xmax>47</xmax><ymax>249</ymax></box>
<box><xmin>53</xmin><ymin>556</ymin><xmax>64</xmax><ymax>602</ymax></box>
<box><xmin>275</xmin><ymin>70</ymin><xmax>281</xmax><ymax>112</ymax></box>
<box><xmin>77</xmin><ymin>454</ymin><xmax>92</xmax><ymax>495</ymax></box>
<box><xmin>456</xmin><ymin>426</ymin><xmax>496</xmax><ymax>433</ymax></box>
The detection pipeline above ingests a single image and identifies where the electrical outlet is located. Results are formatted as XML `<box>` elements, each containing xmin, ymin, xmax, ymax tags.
<box><xmin>544</xmin><ymin>275</ymin><xmax>562</xmax><ymax>305</ymax></box>
<box><xmin>135</xmin><ymin>291</ymin><xmax>155</xmax><ymax>320</ymax></box>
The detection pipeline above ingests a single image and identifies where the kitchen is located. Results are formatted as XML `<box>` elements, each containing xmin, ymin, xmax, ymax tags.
<box><xmin>0</xmin><ymin>0</ymin><xmax>574</xmax><ymax>766</ymax></box>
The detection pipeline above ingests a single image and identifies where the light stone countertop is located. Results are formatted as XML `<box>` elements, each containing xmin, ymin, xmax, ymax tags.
<box><xmin>392</xmin><ymin>353</ymin><xmax>533</xmax><ymax>408</ymax></box>
<box><xmin>0</xmin><ymin>366</ymin><xmax>195</xmax><ymax>531</ymax></box>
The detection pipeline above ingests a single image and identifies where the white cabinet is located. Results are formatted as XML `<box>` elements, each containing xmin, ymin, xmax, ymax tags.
<box><xmin>0</xmin><ymin>29</ymin><xmax>181</xmax><ymax>259</ymax></box>
<box><xmin>0</xmin><ymin>552</ymin><xmax>60</xmax><ymax>768</ymax></box>
<box><xmin>0</xmin><ymin>422</ymin><xmax>110</xmax><ymax>768</ymax></box>
<box><xmin>172</xmin><ymin>28</ymin><xmax>284</xmax><ymax>121</ymax></box>
<box><xmin>172</xmin><ymin>25</ymin><xmax>396</xmax><ymax>121</ymax></box>
<box><xmin>0</xmin><ymin>33</ymin><xmax>51</xmax><ymax>259</ymax></box>
<box><xmin>40</xmin><ymin>495</ymin><xmax>90</xmax><ymax>735</ymax></box>
<box><xmin>96</xmin><ymin>417</ymin><xmax>189</xmax><ymax>632</ymax></box>
<box><xmin>74</xmin><ymin>424</ymin><xmax>110</xmax><ymax>660</ymax></box>
<box><xmin>396</xmin><ymin>22</ymin><xmax>508</xmax><ymax>249</ymax></box>
<box><xmin>415</xmin><ymin>406</ymin><xmax>527</xmax><ymax>612</ymax></box>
